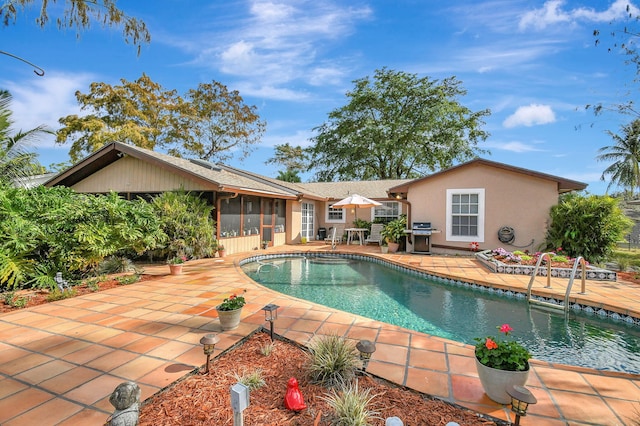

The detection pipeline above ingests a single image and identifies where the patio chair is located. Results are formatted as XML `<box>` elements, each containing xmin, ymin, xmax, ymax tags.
<box><xmin>325</xmin><ymin>225</ymin><xmax>344</xmax><ymax>246</ymax></box>
<box><xmin>365</xmin><ymin>223</ymin><xmax>384</xmax><ymax>245</ymax></box>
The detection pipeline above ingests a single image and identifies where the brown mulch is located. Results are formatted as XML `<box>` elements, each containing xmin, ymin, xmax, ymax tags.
<box><xmin>138</xmin><ymin>332</ymin><xmax>502</xmax><ymax>426</ymax></box>
<box><xmin>0</xmin><ymin>274</ymin><xmax>155</xmax><ymax>314</ymax></box>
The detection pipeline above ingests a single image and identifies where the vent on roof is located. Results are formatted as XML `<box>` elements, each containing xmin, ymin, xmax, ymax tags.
<box><xmin>189</xmin><ymin>158</ymin><xmax>222</xmax><ymax>172</ymax></box>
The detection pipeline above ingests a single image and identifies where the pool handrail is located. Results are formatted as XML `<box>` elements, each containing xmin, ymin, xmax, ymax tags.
<box><xmin>527</xmin><ymin>253</ymin><xmax>587</xmax><ymax>312</ymax></box>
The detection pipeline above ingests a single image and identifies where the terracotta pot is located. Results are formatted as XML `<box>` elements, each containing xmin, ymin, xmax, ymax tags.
<box><xmin>169</xmin><ymin>264</ymin><xmax>183</xmax><ymax>275</ymax></box>
<box><xmin>218</xmin><ymin>250</ymin><xmax>226</xmax><ymax>258</ymax></box>
<box><xmin>216</xmin><ymin>307</ymin><xmax>242</xmax><ymax>330</ymax></box>
<box><xmin>475</xmin><ymin>357</ymin><xmax>529</xmax><ymax>404</ymax></box>
<box><xmin>387</xmin><ymin>242</ymin><xmax>400</xmax><ymax>253</ymax></box>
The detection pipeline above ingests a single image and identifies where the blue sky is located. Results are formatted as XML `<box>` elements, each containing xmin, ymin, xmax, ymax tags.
<box><xmin>2</xmin><ymin>0</ymin><xmax>640</xmax><ymax>195</ymax></box>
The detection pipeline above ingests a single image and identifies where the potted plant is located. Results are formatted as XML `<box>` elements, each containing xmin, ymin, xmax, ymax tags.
<box><xmin>380</xmin><ymin>216</ymin><xmax>407</xmax><ymax>253</ymax></box>
<box><xmin>167</xmin><ymin>255</ymin><xmax>187</xmax><ymax>275</ymax></box>
<box><xmin>215</xmin><ymin>290</ymin><xmax>247</xmax><ymax>330</ymax></box>
<box><xmin>262</xmin><ymin>240</ymin><xmax>269</xmax><ymax>249</ymax></box>
<box><xmin>474</xmin><ymin>324</ymin><xmax>532</xmax><ymax>404</ymax></box>
<box><xmin>381</xmin><ymin>239</ymin><xmax>389</xmax><ymax>254</ymax></box>
<box><xmin>217</xmin><ymin>244</ymin><xmax>226</xmax><ymax>258</ymax></box>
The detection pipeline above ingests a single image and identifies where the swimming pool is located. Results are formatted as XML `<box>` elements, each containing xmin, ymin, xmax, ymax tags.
<box><xmin>241</xmin><ymin>254</ymin><xmax>640</xmax><ymax>374</ymax></box>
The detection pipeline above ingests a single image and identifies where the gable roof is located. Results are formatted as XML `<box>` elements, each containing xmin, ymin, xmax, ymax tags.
<box><xmin>44</xmin><ymin>142</ymin><xmax>413</xmax><ymax>201</ymax></box>
<box><xmin>44</xmin><ymin>143</ymin><xmax>306</xmax><ymax>199</ymax></box>
<box><xmin>387</xmin><ymin>158</ymin><xmax>587</xmax><ymax>195</ymax></box>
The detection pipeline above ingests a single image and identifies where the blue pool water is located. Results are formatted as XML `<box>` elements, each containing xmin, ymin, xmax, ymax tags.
<box><xmin>241</xmin><ymin>254</ymin><xmax>640</xmax><ymax>374</ymax></box>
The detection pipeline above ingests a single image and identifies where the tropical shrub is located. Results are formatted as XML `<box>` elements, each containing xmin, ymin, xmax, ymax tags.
<box><xmin>380</xmin><ymin>215</ymin><xmax>407</xmax><ymax>244</ymax></box>
<box><xmin>0</xmin><ymin>186</ymin><xmax>166</xmax><ymax>290</ymax></box>
<box><xmin>544</xmin><ymin>194</ymin><xmax>633</xmax><ymax>263</ymax></box>
<box><xmin>150</xmin><ymin>190</ymin><xmax>216</xmax><ymax>260</ymax></box>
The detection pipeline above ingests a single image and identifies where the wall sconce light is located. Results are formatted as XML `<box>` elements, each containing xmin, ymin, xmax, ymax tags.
<box><xmin>356</xmin><ymin>339</ymin><xmax>376</xmax><ymax>373</ymax></box>
<box><xmin>506</xmin><ymin>385</ymin><xmax>537</xmax><ymax>426</ymax></box>
<box><xmin>199</xmin><ymin>333</ymin><xmax>220</xmax><ymax>374</ymax></box>
<box><xmin>262</xmin><ymin>304</ymin><xmax>279</xmax><ymax>341</ymax></box>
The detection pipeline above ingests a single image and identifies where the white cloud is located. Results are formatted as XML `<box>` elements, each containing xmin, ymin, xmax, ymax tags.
<box><xmin>483</xmin><ymin>140</ymin><xmax>544</xmax><ymax>153</ymax></box>
<box><xmin>2</xmin><ymin>72</ymin><xmax>94</xmax><ymax>148</ymax></box>
<box><xmin>519</xmin><ymin>0</ymin><xmax>639</xmax><ymax>31</ymax></box>
<box><xmin>503</xmin><ymin>104</ymin><xmax>556</xmax><ymax>128</ymax></box>
<box><xmin>183</xmin><ymin>1</ymin><xmax>372</xmax><ymax>98</ymax></box>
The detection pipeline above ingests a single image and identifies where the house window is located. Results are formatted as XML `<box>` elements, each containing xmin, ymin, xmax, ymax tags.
<box><xmin>446</xmin><ymin>189</ymin><xmax>484</xmax><ymax>242</ymax></box>
<box><xmin>373</xmin><ymin>202</ymin><xmax>400</xmax><ymax>223</ymax></box>
<box><xmin>326</xmin><ymin>206</ymin><xmax>344</xmax><ymax>223</ymax></box>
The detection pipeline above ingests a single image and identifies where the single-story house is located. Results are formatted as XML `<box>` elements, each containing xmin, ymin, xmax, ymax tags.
<box><xmin>44</xmin><ymin>143</ymin><xmax>586</xmax><ymax>255</ymax></box>
<box><xmin>387</xmin><ymin>158</ymin><xmax>587</xmax><ymax>253</ymax></box>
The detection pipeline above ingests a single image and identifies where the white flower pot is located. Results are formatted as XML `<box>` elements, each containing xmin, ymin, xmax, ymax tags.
<box><xmin>475</xmin><ymin>357</ymin><xmax>530</xmax><ymax>404</ymax></box>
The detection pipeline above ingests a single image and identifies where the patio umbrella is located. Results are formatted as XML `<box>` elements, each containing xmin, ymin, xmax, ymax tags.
<box><xmin>330</xmin><ymin>193</ymin><xmax>382</xmax><ymax>221</ymax></box>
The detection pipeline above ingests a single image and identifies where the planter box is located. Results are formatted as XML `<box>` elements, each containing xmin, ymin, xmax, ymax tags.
<box><xmin>475</xmin><ymin>251</ymin><xmax>617</xmax><ymax>281</ymax></box>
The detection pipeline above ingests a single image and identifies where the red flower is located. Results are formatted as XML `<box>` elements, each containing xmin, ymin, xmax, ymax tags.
<box><xmin>485</xmin><ymin>338</ymin><xmax>498</xmax><ymax>350</ymax></box>
<box><xmin>499</xmin><ymin>324</ymin><xmax>513</xmax><ymax>334</ymax></box>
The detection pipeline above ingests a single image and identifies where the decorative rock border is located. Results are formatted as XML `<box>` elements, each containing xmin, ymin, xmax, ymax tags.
<box><xmin>475</xmin><ymin>250</ymin><xmax>617</xmax><ymax>282</ymax></box>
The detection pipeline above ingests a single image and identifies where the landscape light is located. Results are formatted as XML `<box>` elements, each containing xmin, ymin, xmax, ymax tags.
<box><xmin>507</xmin><ymin>385</ymin><xmax>537</xmax><ymax>426</ymax></box>
<box><xmin>262</xmin><ymin>304</ymin><xmax>279</xmax><ymax>341</ymax></box>
<box><xmin>356</xmin><ymin>339</ymin><xmax>376</xmax><ymax>373</ymax></box>
<box><xmin>199</xmin><ymin>333</ymin><xmax>220</xmax><ymax>374</ymax></box>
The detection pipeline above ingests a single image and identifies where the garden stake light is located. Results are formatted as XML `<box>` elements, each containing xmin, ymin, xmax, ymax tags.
<box><xmin>356</xmin><ymin>339</ymin><xmax>376</xmax><ymax>373</ymax></box>
<box><xmin>262</xmin><ymin>304</ymin><xmax>279</xmax><ymax>341</ymax></box>
<box><xmin>199</xmin><ymin>334</ymin><xmax>220</xmax><ymax>374</ymax></box>
<box><xmin>507</xmin><ymin>385</ymin><xmax>537</xmax><ymax>426</ymax></box>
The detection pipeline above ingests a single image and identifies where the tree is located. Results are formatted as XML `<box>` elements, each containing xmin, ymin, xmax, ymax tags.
<box><xmin>544</xmin><ymin>193</ymin><xmax>633</xmax><ymax>263</ymax></box>
<box><xmin>266</xmin><ymin>143</ymin><xmax>308</xmax><ymax>172</ymax></box>
<box><xmin>276</xmin><ymin>169</ymin><xmax>301</xmax><ymax>182</ymax></box>
<box><xmin>1</xmin><ymin>0</ymin><xmax>150</xmax><ymax>55</ymax></box>
<box><xmin>57</xmin><ymin>75</ymin><xmax>265</xmax><ymax>164</ymax></box>
<box><xmin>266</xmin><ymin>143</ymin><xmax>307</xmax><ymax>182</ymax></box>
<box><xmin>0</xmin><ymin>90</ymin><xmax>49</xmax><ymax>185</ymax></box>
<box><xmin>178</xmin><ymin>81</ymin><xmax>266</xmax><ymax>162</ymax></box>
<box><xmin>597</xmin><ymin>119</ymin><xmax>640</xmax><ymax>196</ymax></box>
<box><xmin>307</xmin><ymin>68</ymin><xmax>490</xmax><ymax>181</ymax></box>
<box><xmin>56</xmin><ymin>74</ymin><xmax>185</xmax><ymax>162</ymax></box>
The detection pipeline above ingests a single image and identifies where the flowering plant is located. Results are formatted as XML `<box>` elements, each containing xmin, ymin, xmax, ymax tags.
<box><xmin>469</xmin><ymin>242</ymin><xmax>479</xmax><ymax>252</ymax></box>
<box><xmin>474</xmin><ymin>324</ymin><xmax>531</xmax><ymax>371</ymax></box>
<box><xmin>217</xmin><ymin>290</ymin><xmax>247</xmax><ymax>311</ymax></box>
<box><xmin>167</xmin><ymin>255</ymin><xmax>187</xmax><ymax>265</ymax></box>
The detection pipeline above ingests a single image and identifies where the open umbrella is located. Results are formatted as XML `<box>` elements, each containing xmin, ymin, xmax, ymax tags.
<box><xmin>330</xmin><ymin>193</ymin><xmax>382</xmax><ymax>221</ymax></box>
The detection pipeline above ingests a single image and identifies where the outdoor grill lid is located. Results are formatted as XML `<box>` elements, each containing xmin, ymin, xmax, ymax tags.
<box><xmin>412</xmin><ymin>222</ymin><xmax>432</xmax><ymax>229</ymax></box>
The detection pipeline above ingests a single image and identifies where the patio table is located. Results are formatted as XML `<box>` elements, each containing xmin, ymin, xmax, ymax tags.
<box><xmin>345</xmin><ymin>228</ymin><xmax>367</xmax><ymax>245</ymax></box>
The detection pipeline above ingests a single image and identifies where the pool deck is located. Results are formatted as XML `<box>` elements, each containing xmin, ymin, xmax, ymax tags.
<box><xmin>1</xmin><ymin>243</ymin><xmax>639</xmax><ymax>425</ymax></box>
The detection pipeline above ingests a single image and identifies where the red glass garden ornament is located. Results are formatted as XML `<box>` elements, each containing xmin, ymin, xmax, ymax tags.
<box><xmin>284</xmin><ymin>377</ymin><xmax>307</xmax><ymax>411</ymax></box>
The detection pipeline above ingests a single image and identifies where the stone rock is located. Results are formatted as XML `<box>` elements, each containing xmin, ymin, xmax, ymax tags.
<box><xmin>385</xmin><ymin>417</ymin><xmax>404</xmax><ymax>426</ymax></box>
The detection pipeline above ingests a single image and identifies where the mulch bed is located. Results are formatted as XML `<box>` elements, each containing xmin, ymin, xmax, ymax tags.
<box><xmin>0</xmin><ymin>274</ymin><xmax>155</xmax><ymax>314</ymax></box>
<box><xmin>138</xmin><ymin>332</ymin><xmax>502</xmax><ymax>426</ymax></box>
